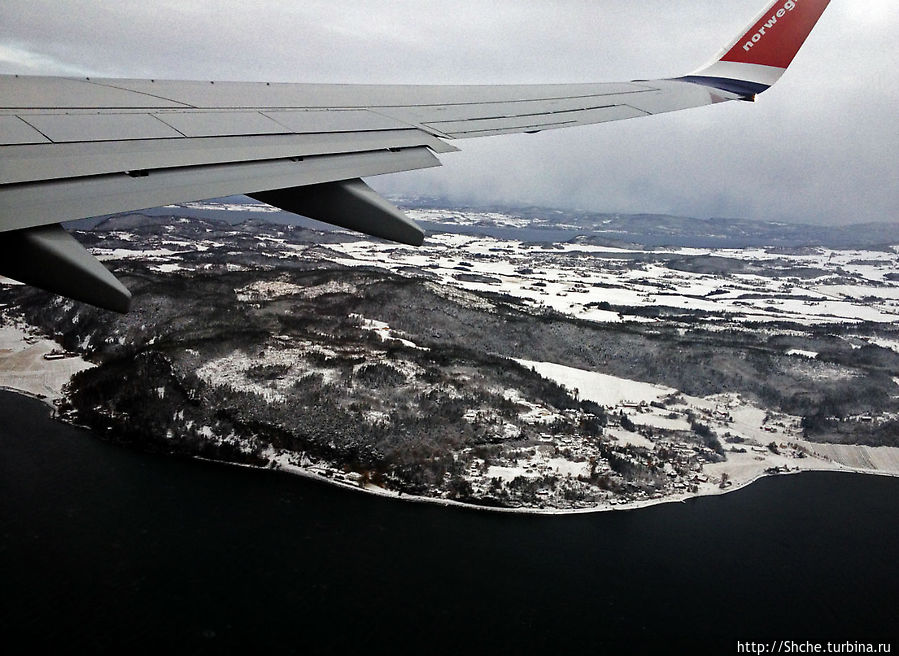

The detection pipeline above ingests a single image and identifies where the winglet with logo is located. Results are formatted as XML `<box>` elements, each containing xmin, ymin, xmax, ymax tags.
<box><xmin>678</xmin><ymin>0</ymin><xmax>831</xmax><ymax>99</ymax></box>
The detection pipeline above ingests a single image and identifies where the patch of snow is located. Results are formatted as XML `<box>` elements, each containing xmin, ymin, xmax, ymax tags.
<box><xmin>606</xmin><ymin>427</ymin><xmax>655</xmax><ymax>450</ymax></box>
<box><xmin>786</xmin><ymin>349</ymin><xmax>818</xmax><ymax>359</ymax></box>
<box><xmin>515</xmin><ymin>358</ymin><xmax>676</xmax><ymax>407</ymax></box>
<box><xmin>350</xmin><ymin>314</ymin><xmax>422</xmax><ymax>349</ymax></box>
<box><xmin>235</xmin><ymin>280</ymin><xmax>306</xmax><ymax>302</ymax></box>
<box><xmin>0</xmin><ymin>324</ymin><xmax>94</xmax><ymax>402</ymax></box>
<box><xmin>152</xmin><ymin>263</ymin><xmax>184</xmax><ymax>273</ymax></box>
<box><xmin>93</xmin><ymin>247</ymin><xmax>179</xmax><ymax>260</ymax></box>
<box><xmin>298</xmin><ymin>281</ymin><xmax>358</xmax><ymax>299</ymax></box>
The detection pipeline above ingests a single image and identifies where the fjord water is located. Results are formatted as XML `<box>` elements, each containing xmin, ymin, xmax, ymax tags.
<box><xmin>1</xmin><ymin>391</ymin><xmax>896</xmax><ymax>652</ymax></box>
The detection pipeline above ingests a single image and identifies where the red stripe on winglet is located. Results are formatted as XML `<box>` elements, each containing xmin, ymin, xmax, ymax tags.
<box><xmin>721</xmin><ymin>0</ymin><xmax>830</xmax><ymax>69</ymax></box>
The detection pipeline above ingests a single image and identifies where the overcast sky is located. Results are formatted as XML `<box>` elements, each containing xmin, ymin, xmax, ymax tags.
<box><xmin>1</xmin><ymin>1</ymin><xmax>896</xmax><ymax>225</ymax></box>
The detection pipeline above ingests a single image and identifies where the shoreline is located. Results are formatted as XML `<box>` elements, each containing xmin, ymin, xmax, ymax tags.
<box><xmin>0</xmin><ymin>384</ymin><xmax>52</xmax><ymax>405</ymax></box>
<box><xmin>2</xmin><ymin>320</ymin><xmax>898</xmax><ymax>516</ymax></box>
<box><xmin>287</xmin><ymin>459</ymin><xmax>899</xmax><ymax>517</ymax></box>
<box><xmin>0</xmin><ymin>323</ymin><xmax>93</xmax><ymax>406</ymax></box>
<box><xmin>4</xmin><ymin>384</ymin><xmax>897</xmax><ymax>517</ymax></box>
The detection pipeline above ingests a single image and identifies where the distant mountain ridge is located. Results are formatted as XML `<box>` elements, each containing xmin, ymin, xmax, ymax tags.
<box><xmin>397</xmin><ymin>196</ymin><xmax>899</xmax><ymax>250</ymax></box>
<box><xmin>66</xmin><ymin>195</ymin><xmax>899</xmax><ymax>250</ymax></box>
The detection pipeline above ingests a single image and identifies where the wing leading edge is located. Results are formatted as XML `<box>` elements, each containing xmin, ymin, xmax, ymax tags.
<box><xmin>0</xmin><ymin>0</ymin><xmax>831</xmax><ymax>311</ymax></box>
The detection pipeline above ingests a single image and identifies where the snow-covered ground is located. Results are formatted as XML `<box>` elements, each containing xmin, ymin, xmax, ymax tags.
<box><xmin>350</xmin><ymin>314</ymin><xmax>424</xmax><ymax>349</ymax></box>
<box><xmin>513</xmin><ymin>357</ymin><xmax>899</xmax><ymax>507</ymax></box>
<box><xmin>516</xmin><ymin>358</ymin><xmax>676</xmax><ymax>407</ymax></box>
<box><xmin>195</xmin><ymin>344</ymin><xmax>343</xmax><ymax>402</ymax></box>
<box><xmin>87</xmin><ymin>216</ymin><xmax>899</xmax><ymax>329</ymax></box>
<box><xmin>4</xmin><ymin>211</ymin><xmax>898</xmax><ymax>513</ymax></box>
<box><xmin>311</xmin><ymin>232</ymin><xmax>899</xmax><ymax>327</ymax></box>
<box><xmin>168</xmin><ymin>201</ymin><xmax>282</xmax><ymax>213</ymax></box>
<box><xmin>0</xmin><ymin>323</ymin><xmax>93</xmax><ymax>403</ymax></box>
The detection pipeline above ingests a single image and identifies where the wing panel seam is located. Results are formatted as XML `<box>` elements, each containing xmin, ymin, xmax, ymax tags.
<box><xmin>15</xmin><ymin>116</ymin><xmax>53</xmax><ymax>144</ymax></box>
<box><xmin>422</xmin><ymin>103</ymin><xmax>619</xmax><ymax>127</ymax></box>
<box><xmin>79</xmin><ymin>78</ymin><xmax>198</xmax><ymax>109</ymax></box>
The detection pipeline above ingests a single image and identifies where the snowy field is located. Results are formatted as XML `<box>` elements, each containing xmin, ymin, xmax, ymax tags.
<box><xmin>313</xmin><ymin>231</ymin><xmax>899</xmax><ymax>328</ymax></box>
<box><xmin>81</xmin><ymin>207</ymin><xmax>899</xmax><ymax>330</ymax></box>
<box><xmin>515</xmin><ymin>358</ymin><xmax>676</xmax><ymax>407</ymax></box>
<box><xmin>0</xmin><ymin>323</ymin><xmax>93</xmax><ymax>402</ymax></box>
<box><xmin>514</xmin><ymin>356</ymin><xmax>899</xmax><ymax>507</ymax></box>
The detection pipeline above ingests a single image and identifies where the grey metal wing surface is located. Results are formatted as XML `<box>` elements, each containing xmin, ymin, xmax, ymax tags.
<box><xmin>0</xmin><ymin>0</ymin><xmax>831</xmax><ymax>312</ymax></box>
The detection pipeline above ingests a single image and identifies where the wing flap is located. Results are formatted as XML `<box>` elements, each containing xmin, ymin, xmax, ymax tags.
<box><xmin>0</xmin><ymin>147</ymin><xmax>440</xmax><ymax>232</ymax></box>
<box><xmin>0</xmin><ymin>129</ymin><xmax>454</xmax><ymax>186</ymax></box>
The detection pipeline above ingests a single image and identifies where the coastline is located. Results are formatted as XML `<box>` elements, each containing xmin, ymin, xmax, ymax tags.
<box><xmin>2</xmin><ymin>321</ymin><xmax>898</xmax><ymax>516</ymax></box>
<box><xmin>258</xmin><ymin>455</ymin><xmax>899</xmax><ymax>517</ymax></box>
<box><xmin>0</xmin><ymin>323</ymin><xmax>93</xmax><ymax>407</ymax></box>
<box><xmin>2</xmin><ymin>382</ymin><xmax>897</xmax><ymax>516</ymax></box>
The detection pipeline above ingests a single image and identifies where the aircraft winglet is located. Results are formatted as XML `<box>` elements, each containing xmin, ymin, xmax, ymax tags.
<box><xmin>679</xmin><ymin>0</ymin><xmax>831</xmax><ymax>98</ymax></box>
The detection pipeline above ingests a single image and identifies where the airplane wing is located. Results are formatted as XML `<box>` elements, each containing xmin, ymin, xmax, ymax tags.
<box><xmin>0</xmin><ymin>0</ymin><xmax>831</xmax><ymax>312</ymax></box>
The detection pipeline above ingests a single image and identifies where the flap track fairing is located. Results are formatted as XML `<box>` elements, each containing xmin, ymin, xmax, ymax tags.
<box><xmin>250</xmin><ymin>178</ymin><xmax>425</xmax><ymax>246</ymax></box>
<box><xmin>0</xmin><ymin>224</ymin><xmax>131</xmax><ymax>312</ymax></box>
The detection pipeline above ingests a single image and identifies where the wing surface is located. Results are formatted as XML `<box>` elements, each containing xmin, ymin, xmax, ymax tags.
<box><xmin>0</xmin><ymin>0</ymin><xmax>831</xmax><ymax>311</ymax></box>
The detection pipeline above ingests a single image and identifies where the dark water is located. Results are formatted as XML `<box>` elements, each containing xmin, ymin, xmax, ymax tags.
<box><xmin>1</xmin><ymin>391</ymin><xmax>897</xmax><ymax>653</ymax></box>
